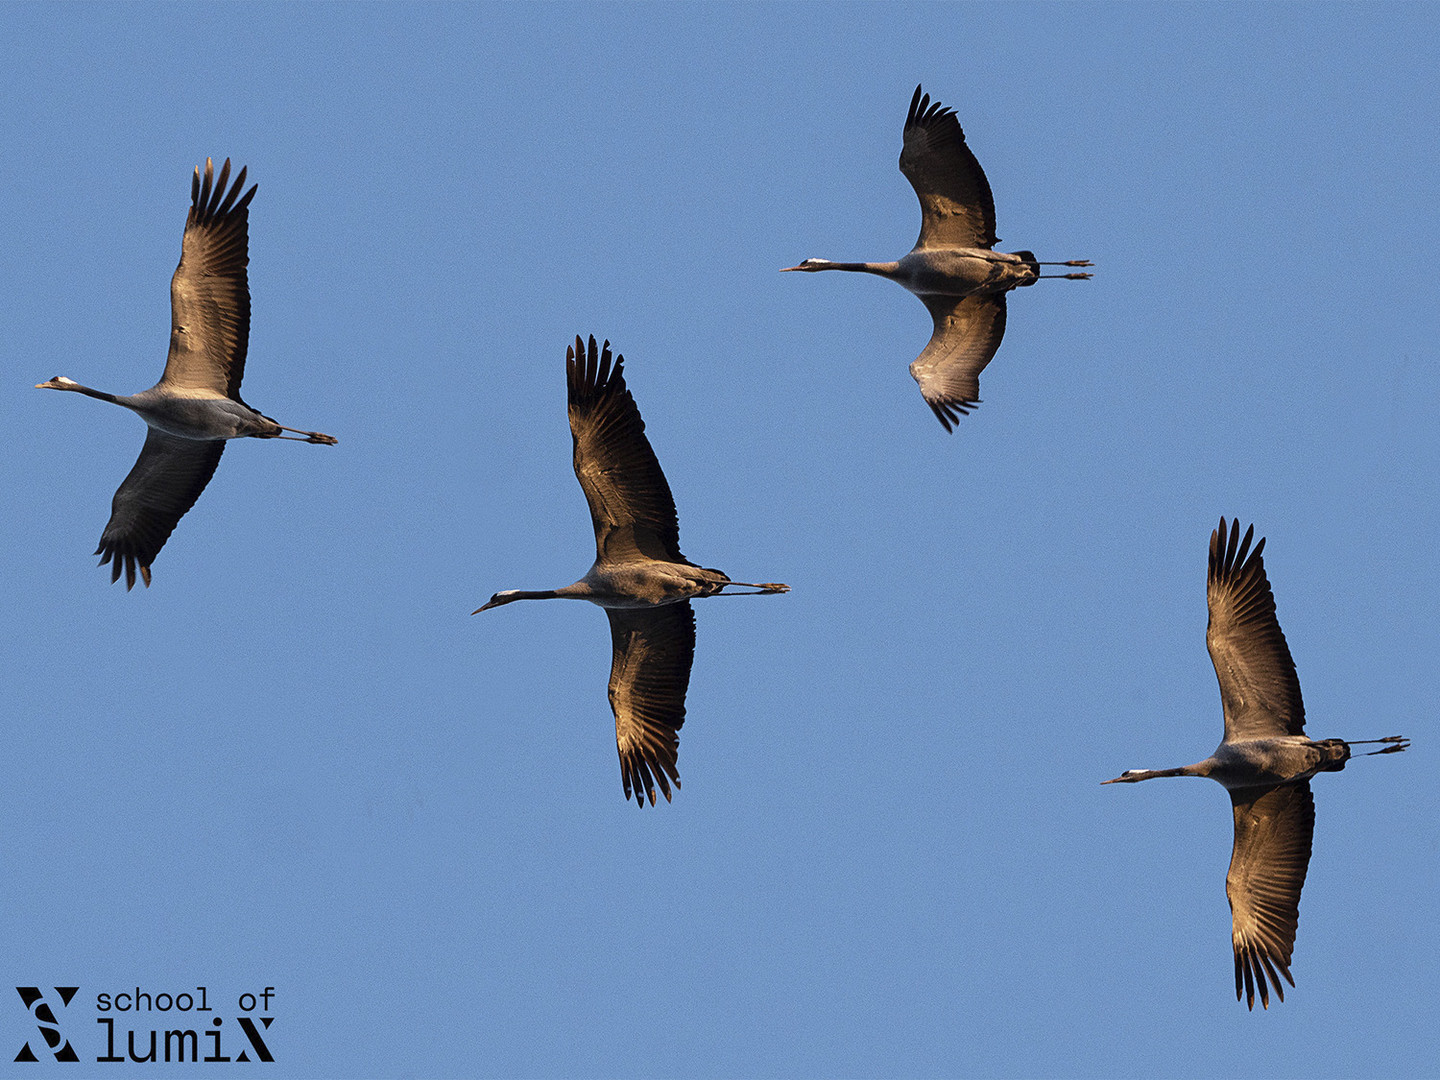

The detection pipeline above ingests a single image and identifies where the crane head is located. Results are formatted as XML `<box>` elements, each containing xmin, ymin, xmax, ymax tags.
<box><xmin>779</xmin><ymin>259</ymin><xmax>835</xmax><ymax>272</ymax></box>
<box><xmin>35</xmin><ymin>376</ymin><xmax>81</xmax><ymax>390</ymax></box>
<box><xmin>472</xmin><ymin>590</ymin><xmax>521</xmax><ymax>614</ymax></box>
<box><xmin>1101</xmin><ymin>770</ymin><xmax>1146</xmax><ymax>784</ymax></box>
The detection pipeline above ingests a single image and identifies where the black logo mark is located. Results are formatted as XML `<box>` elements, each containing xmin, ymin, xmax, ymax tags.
<box><xmin>14</xmin><ymin>987</ymin><xmax>79</xmax><ymax>1063</ymax></box>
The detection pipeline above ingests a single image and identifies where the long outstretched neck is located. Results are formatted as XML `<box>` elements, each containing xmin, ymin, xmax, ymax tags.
<box><xmin>831</xmin><ymin>261</ymin><xmax>899</xmax><ymax>275</ymax></box>
<box><xmin>1102</xmin><ymin>762</ymin><xmax>1209</xmax><ymax>784</ymax></box>
<box><xmin>782</xmin><ymin>259</ymin><xmax>901</xmax><ymax>278</ymax></box>
<box><xmin>473</xmin><ymin>584</ymin><xmax>591</xmax><ymax>613</ymax></box>
<box><xmin>35</xmin><ymin>377</ymin><xmax>121</xmax><ymax>404</ymax></box>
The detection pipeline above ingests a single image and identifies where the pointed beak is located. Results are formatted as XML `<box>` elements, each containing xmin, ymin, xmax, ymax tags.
<box><xmin>779</xmin><ymin>264</ymin><xmax>804</xmax><ymax>272</ymax></box>
<box><xmin>472</xmin><ymin>600</ymin><xmax>498</xmax><ymax>614</ymax></box>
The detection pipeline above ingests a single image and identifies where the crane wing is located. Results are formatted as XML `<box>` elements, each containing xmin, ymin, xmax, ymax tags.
<box><xmin>160</xmin><ymin>158</ymin><xmax>256</xmax><ymax>399</ymax></box>
<box><xmin>900</xmin><ymin>85</ymin><xmax>999</xmax><ymax>252</ymax></box>
<box><xmin>1227</xmin><ymin>781</ymin><xmax>1314</xmax><ymax>1010</ymax></box>
<box><xmin>567</xmin><ymin>335</ymin><xmax>685</xmax><ymax>566</ymax></box>
<box><xmin>606</xmin><ymin>602</ymin><xmax>696</xmax><ymax>806</ymax></box>
<box><xmin>909</xmin><ymin>293</ymin><xmax>1007</xmax><ymax>431</ymax></box>
<box><xmin>1206</xmin><ymin>518</ymin><xmax>1307</xmax><ymax>741</ymax></box>
<box><xmin>96</xmin><ymin>429</ymin><xmax>225</xmax><ymax>589</ymax></box>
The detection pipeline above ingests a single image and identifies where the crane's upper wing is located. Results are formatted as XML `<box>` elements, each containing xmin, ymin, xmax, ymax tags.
<box><xmin>909</xmin><ymin>293</ymin><xmax>1007</xmax><ymax>431</ymax></box>
<box><xmin>1227</xmin><ymin>781</ymin><xmax>1315</xmax><ymax>1010</ymax></box>
<box><xmin>900</xmin><ymin>85</ymin><xmax>999</xmax><ymax>252</ymax></box>
<box><xmin>161</xmin><ymin>158</ymin><xmax>256</xmax><ymax>399</ymax></box>
<box><xmin>1206</xmin><ymin>518</ymin><xmax>1306</xmax><ymax>741</ymax></box>
<box><xmin>96</xmin><ymin>429</ymin><xmax>225</xmax><ymax>589</ymax></box>
<box><xmin>568</xmin><ymin>335</ymin><xmax>685</xmax><ymax>566</ymax></box>
<box><xmin>606</xmin><ymin>602</ymin><xmax>696</xmax><ymax>807</ymax></box>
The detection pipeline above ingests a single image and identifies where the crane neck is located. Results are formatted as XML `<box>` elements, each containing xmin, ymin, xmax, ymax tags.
<box><xmin>1103</xmin><ymin>761</ymin><xmax>1212</xmax><ymax>784</ymax></box>
<box><xmin>475</xmin><ymin>582</ymin><xmax>596</xmax><ymax>613</ymax></box>
<box><xmin>511</xmin><ymin>588</ymin><xmax>588</xmax><ymax>601</ymax></box>
<box><xmin>1149</xmin><ymin>764</ymin><xmax>1209</xmax><ymax>779</ymax></box>
<box><xmin>827</xmin><ymin>261</ymin><xmax>901</xmax><ymax>277</ymax></box>
<box><xmin>37</xmin><ymin>379</ymin><xmax>122</xmax><ymax>405</ymax></box>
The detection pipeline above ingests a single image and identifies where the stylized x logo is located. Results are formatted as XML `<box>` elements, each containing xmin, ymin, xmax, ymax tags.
<box><xmin>14</xmin><ymin>986</ymin><xmax>79</xmax><ymax>1063</ymax></box>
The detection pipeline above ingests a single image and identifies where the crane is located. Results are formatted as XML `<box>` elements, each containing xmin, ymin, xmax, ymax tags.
<box><xmin>475</xmin><ymin>336</ymin><xmax>788</xmax><ymax>806</ymax></box>
<box><xmin>1103</xmin><ymin>518</ymin><xmax>1408</xmax><ymax>1008</ymax></box>
<box><xmin>37</xmin><ymin>158</ymin><xmax>336</xmax><ymax>589</ymax></box>
<box><xmin>783</xmin><ymin>85</ymin><xmax>1091</xmax><ymax>430</ymax></box>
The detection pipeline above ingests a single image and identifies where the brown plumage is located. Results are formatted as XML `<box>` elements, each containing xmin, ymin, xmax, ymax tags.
<box><xmin>475</xmin><ymin>336</ymin><xmax>788</xmax><ymax>807</ymax></box>
<box><xmin>783</xmin><ymin>85</ymin><xmax>1091</xmax><ymax>430</ymax></box>
<box><xmin>36</xmin><ymin>158</ymin><xmax>336</xmax><ymax>589</ymax></box>
<box><xmin>1104</xmin><ymin>518</ymin><xmax>1408</xmax><ymax>1009</ymax></box>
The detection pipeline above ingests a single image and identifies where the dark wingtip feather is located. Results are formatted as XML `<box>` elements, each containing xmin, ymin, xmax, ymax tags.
<box><xmin>95</xmin><ymin>540</ymin><xmax>152</xmax><ymax>592</ymax></box>
<box><xmin>619</xmin><ymin>735</ymin><xmax>681</xmax><ymax>808</ymax></box>
<box><xmin>926</xmin><ymin>396</ymin><xmax>981</xmax><ymax>432</ymax></box>
<box><xmin>906</xmin><ymin>84</ymin><xmax>924</xmax><ymax>127</ymax></box>
<box><xmin>904</xmin><ymin>83</ymin><xmax>960</xmax><ymax>136</ymax></box>
<box><xmin>1210</xmin><ymin>518</ymin><xmax>1268</xmax><ymax>590</ymax></box>
<box><xmin>567</xmin><ymin>334</ymin><xmax>627</xmax><ymax>409</ymax></box>
<box><xmin>621</xmin><ymin>752</ymin><xmax>678</xmax><ymax>808</ymax></box>
<box><xmin>1235</xmin><ymin>943</ymin><xmax>1292</xmax><ymax>1010</ymax></box>
<box><xmin>190</xmin><ymin>156</ymin><xmax>255</xmax><ymax>223</ymax></box>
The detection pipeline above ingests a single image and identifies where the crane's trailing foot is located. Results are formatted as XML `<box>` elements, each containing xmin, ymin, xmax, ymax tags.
<box><xmin>719</xmin><ymin>582</ymin><xmax>790</xmax><ymax>595</ymax></box>
<box><xmin>274</xmin><ymin>426</ymin><xmax>338</xmax><ymax>444</ymax></box>
<box><xmin>1352</xmin><ymin>735</ymin><xmax>1410</xmax><ymax>756</ymax></box>
<box><xmin>1037</xmin><ymin>259</ymin><xmax>1093</xmax><ymax>280</ymax></box>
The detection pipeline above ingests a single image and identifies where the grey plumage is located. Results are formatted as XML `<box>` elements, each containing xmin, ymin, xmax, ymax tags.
<box><xmin>475</xmin><ymin>336</ymin><xmax>788</xmax><ymax>807</ymax></box>
<box><xmin>782</xmin><ymin>85</ymin><xmax>1091</xmax><ymax>430</ymax></box>
<box><xmin>1103</xmin><ymin>518</ymin><xmax>1408</xmax><ymax>1009</ymax></box>
<box><xmin>37</xmin><ymin>158</ymin><xmax>336</xmax><ymax>589</ymax></box>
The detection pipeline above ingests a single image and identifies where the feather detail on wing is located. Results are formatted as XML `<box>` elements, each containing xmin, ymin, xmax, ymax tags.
<box><xmin>606</xmin><ymin>602</ymin><xmax>696</xmax><ymax>806</ymax></box>
<box><xmin>162</xmin><ymin>158</ymin><xmax>256</xmax><ymax>399</ymax></box>
<box><xmin>909</xmin><ymin>293</ymin><xmax>1007</xmax><ymax>431</ymax></box>
<box><xmin>96</xmin><ymin>430</ymin><xmax>225</xmax><ymax>589</ymax></box>
<box><xmin>567</xmin><ymin>335</ymin><xmax>686</xmax><ymax>566</ymax></box>
<box><xmin>1206</xmin><ymin>518</ymin><xmax>1307</xmax><ymax>741</ymax></box>
<box><xmin>900</xmin><ymin>85</ymin><xmax>999</xmax><ymax>252</ymax></box>
<box><xmin>1228</xmin><ymin>782</ymin><xmax>1314</xmax><ymax>1009</ymax></box>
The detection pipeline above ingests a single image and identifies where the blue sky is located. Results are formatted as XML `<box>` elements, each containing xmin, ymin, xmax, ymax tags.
<box><xmin>3</xmin><ymin>4</ymin><xmax>1437</xmax><ymax>1077</ymax></box>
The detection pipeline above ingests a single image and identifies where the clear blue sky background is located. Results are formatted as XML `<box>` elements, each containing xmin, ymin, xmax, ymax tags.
<box><xmin>3</xmin><ymin>4</ymin><xmax>1437</xmax><ymax>1077</ymax></box>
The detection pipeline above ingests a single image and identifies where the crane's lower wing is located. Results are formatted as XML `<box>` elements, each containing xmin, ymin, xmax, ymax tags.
<box><xmin>910</xmin><ymin>294</ymin><xmax>1007</xmax><ymax>431</ymax></box>
<box><xmin>97</xmin><ymin>430</ymin><xmax>225</xmax><ymax>589</ymax></box>
<box><xmin>606</xmin><ymin>602</ymin><xmax>696</xmax><ymax>806</ymax></box>
<box><xmin>1227</xmin><ymin>781</ymin><xmax>1315</xmax><ymax>1010</ymax></box>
